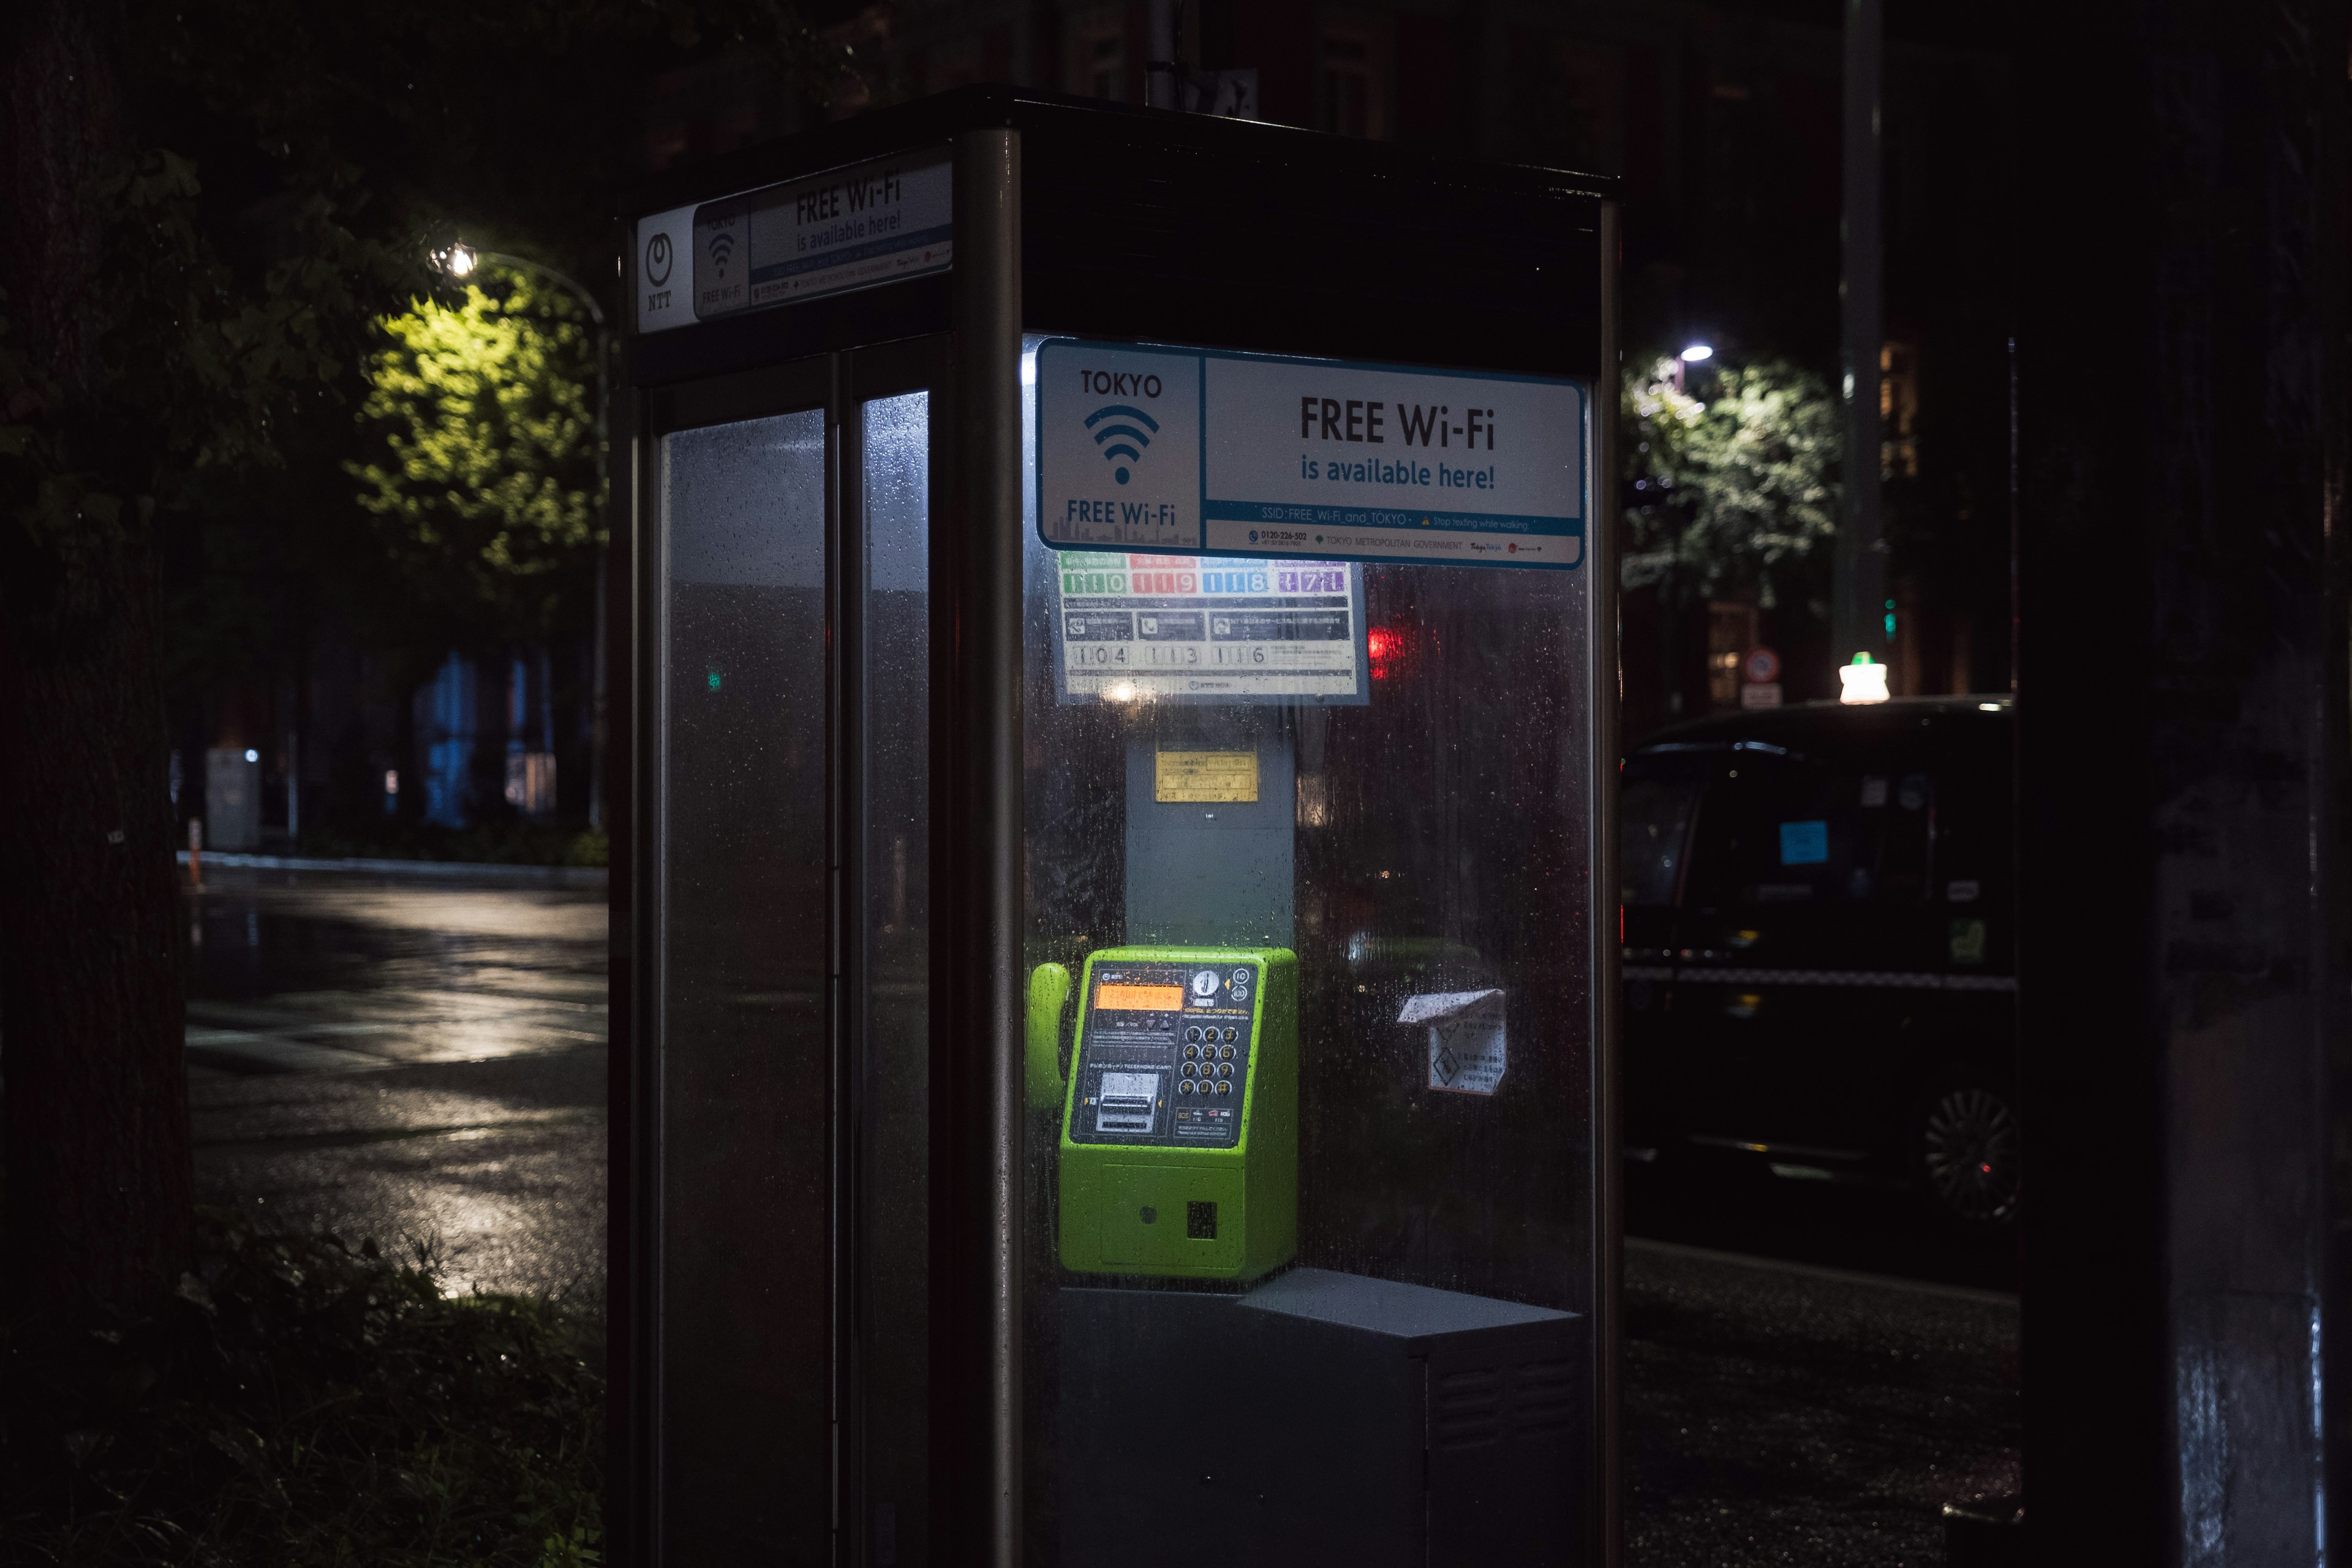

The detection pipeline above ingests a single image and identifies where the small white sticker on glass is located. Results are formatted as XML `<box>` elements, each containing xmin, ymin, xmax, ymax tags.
<box><xmin>1401</xmin><ymin>989</ymin><xmax>1507</xmax><ymax>1096</ymax></box>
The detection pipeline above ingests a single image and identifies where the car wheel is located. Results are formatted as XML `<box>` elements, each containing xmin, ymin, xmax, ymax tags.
<box><xmin>1917</xmin><ymin>1080</ymin><xmax>2021</xmax><ymax>1229</ymax></box>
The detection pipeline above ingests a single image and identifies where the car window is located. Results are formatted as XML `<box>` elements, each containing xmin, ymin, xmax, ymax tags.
<box><xmin>1686</xmin><ymin>755</ymin><xmax>1933</xmax><ymax>908</ymax></box>
<box><xmin>1621</xmin><ymin>767</ymin><xmax>1703</xmax><ymax>907</ymax></box>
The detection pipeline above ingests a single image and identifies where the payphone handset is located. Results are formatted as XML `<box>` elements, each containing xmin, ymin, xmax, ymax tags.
<box><xmin>1031</xmin><ymin>947</ymin><xmax>1298</xmax><ymax>1281</ymax></box>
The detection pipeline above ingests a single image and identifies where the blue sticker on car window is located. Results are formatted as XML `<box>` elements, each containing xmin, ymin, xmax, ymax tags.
<box><xmin>1779</xmin><ymin>820</ymin><xmax>1829</xmax><ymax>865</ymax></box>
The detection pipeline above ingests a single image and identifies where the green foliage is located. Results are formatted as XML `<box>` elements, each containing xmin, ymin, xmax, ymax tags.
<box><xmin>292</xmin><ymin>819</ymin><xmax>610</xmax><ymax>868</ymax></box>
<box><xmin>2</xmin><ymin>0</ymin><xmax>851</xmax><ymax>571</ymax></box>
<box><xmin>1</xmin><ymin>144</ymin><xmax>405</xmax><ymax>577</ymax></box>
<box><xmin>0</xmin><ymin>1208</ymin><xmax>603</xmax><ymax>1567</ymax></box>
<box><xmin>1621</xmin><ymin>355</ymin><xmax>1842</xmax><ymax>613</ymax></box>
<box><xmin>563</xmin><ymin>827</ymin><xmax>612</xmax><ymax>869</ymax></box>
<box><xmin>347</xmin><ymin>271</ymin><xmax>602</xmax><ymax>639</ymax></box>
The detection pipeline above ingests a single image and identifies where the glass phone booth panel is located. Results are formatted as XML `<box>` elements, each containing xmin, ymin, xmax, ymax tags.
<box><xmin>857</xmin><ymin>391</ymin><xmax>933</xmax><ymax>1562</ymax></box>
<box><xmin>655</xmin><ymin>410</ymin><xmax>831</xmax><ymax>1563</ymax></box>
<box><xmin>646</xmin><ymin>372</ymin><xmax>940</xmax><ymax>1568</ymax></box>
<box><xmin>1019</xmin><ymin>345</ymin><xmax>1599</xmax><ymax>1566</ymax></box>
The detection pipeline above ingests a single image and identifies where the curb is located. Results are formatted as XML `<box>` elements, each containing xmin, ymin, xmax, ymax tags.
<box><xmin>176</xmin><ymin>850</ymin><xmax>609</xmax><ymax>889</ymax></box>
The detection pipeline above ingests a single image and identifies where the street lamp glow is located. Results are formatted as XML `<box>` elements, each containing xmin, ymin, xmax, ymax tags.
<box><xmin>443</xmin><ymin>244</ymin><xmax>478</xmax><ymax>279</ymax></box>
<box><xmin>1679</xmin><ymin>342</ymin><xmax>1714</xmax><ymax>362</ymax></box>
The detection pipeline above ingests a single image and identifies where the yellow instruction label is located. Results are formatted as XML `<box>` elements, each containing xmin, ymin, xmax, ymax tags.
<box><xmin>1155</xmin><ymin>750</ymin><xmax>1259</xmax><ymax>803</ymax></box>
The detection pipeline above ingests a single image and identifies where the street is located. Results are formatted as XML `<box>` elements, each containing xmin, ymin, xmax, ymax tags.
<box><xmin>185</xmin><ymin>867</ymin><xmax>607</xmax><ymax>1301</ymax></box>
<box><xmin>185</xmin><ymin>868</ymin><xmax>2015</xmax><ymax>1562</ymax></box>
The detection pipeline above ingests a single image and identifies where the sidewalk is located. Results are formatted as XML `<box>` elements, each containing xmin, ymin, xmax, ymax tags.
<box><xmin>177</xmin><ymin>850</ymin><xmax>608</xmax><ymax>889</ymax></box>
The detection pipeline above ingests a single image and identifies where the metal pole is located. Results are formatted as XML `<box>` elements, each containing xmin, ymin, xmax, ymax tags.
<box><xmin>590</xmin><ymin>322</ymin><xmax>609</xmax><ymax>831</ymax></box>
<box><xmin>1834</xmin><ymin>0</ymin><xmax>1885</xmax><ymax>674</ymax></box>
<box><xmin>1147</xmin><ymin>0</ymin><xmax>1175</xmax><ymax>108</ymax></box>
<box><xmin>1593</xmin><ymin>198</ymin><xmax>1624</xmax><ymax>1568</ymax></box>
<box><xmin>949</xmin><ymin>127</ymin><xmax>1023</xmax><ymax>1568</ymax></box>
<box><xmin>2016</xmin><ymin>0</ymin><xmax>2346</xmax><ymax>1551</ymax></box>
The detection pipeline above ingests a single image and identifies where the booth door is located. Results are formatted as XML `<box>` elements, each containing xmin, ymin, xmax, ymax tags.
<box><xmin>649</xmin><ymin>363</ymin><xmax>935</xmax><ymax>1567</ymax></box>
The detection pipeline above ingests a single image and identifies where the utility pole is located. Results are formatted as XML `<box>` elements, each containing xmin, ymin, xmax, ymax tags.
<box><xmin>1834</xmin><ymin>0</ymin><xmax>1885</xmax><ymax>676</ymax></box>
<box><xmin>1147</xmin><ymin>0</ymin><xmax>1175</xmax><ymax>108</ymax></box>
<box><xmin>1145</xmin><ymin>0</ymin><xmax>1186</xmax><ymax>110</ymax></box>
<box><xmin>2018</xmin><ymin>0</ymin><xmax>2348</xmax><ymax>1553</ymax></box>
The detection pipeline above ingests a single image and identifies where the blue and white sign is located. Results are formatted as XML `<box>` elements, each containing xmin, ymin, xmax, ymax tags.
<box><xmin>634</xmin><ymin>203</ymin><xmax>696</xmax><ymax>333</ymax></box>
<box><xmin>637</xmin><ymin>149</ymin><xmax>952</xmax><ymax>333</ymax></box>
<box><xmin>1034</xmin><ymin>339</ymin><xmax>1588</xmax><ymax>569</ymax></box>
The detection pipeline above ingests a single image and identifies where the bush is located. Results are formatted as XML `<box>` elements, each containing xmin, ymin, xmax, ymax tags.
<box><xmin>293</xmin><ymin>819</ymin><xmax>603</xmax><ymax>869</ymax></box>
<box><xmin>0</xmin><ymin>1208</ymin><xmax>602</xmax><ymax>1567</ymax></box>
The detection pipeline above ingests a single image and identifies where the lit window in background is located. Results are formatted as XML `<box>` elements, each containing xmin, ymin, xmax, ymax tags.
<box><xmin>1880</xmin><ymin>342</ymin><xmax>1920</xmax><ymax>478</ymax></box>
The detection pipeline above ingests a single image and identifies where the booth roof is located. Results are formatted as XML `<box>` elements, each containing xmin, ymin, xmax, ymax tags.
<box><xmin>619</xmin><ymin>82</ymin><xmax>1620</xmax><ymax>228</ymax></box>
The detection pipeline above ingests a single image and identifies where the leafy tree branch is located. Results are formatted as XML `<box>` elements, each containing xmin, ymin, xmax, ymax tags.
<box><xmin>347</xmin><ymin>270</ymin><xmax>601</xmax><ymax>643</ymax></box>
<box><xmin>1621</xmin><ymin>355</ymin><xmax>1842</xmax><ymax>616</ymax></box>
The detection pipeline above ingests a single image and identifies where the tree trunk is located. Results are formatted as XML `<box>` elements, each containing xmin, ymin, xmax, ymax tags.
<box><xmin>0</xmin><ymin>0</ymin><xmax>195</xmax><ymax>1309</ymax></box>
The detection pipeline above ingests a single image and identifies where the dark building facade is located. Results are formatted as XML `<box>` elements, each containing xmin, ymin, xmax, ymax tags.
<box><xmin>641</xmin><ymin>0</ymin><xmax>2017</xmax><ymax>738</ymax></box>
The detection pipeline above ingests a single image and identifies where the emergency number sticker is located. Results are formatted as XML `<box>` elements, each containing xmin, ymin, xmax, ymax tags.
<box><xmin>1051</xmin><ymin>552</ymin><xmax>1370</xmax><ymax>706</ymax></box>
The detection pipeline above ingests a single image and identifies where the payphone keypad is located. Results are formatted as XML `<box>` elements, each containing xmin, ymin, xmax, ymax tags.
<box><xmin>1070</xmin><ymin>960</ymin><xmax>1259</xmax><ymax>1150</ymax></box>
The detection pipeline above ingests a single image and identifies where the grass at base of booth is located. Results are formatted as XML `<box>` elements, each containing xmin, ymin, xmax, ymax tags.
<box><xmin>290</xmin><ymin>823</ymin><xmax>610</xmax><ymax>869</ymax></box>
<box><xmin>1</xmin><ymin>1208</ymin><xmax>603</xmax><ymax>1568</ymax></box>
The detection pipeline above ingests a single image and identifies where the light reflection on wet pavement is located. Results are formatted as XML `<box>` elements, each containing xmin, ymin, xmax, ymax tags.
<box><xmin>184</xmin><ymin>869</ymin><xmax>606</xmax><ymax>1302</ymax></box>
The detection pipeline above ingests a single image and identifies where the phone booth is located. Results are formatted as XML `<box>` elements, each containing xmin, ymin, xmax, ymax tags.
<box><xmin>611</xmin><ymin>86</ymin><xmax>1619</xmax><ymax>1567</ymax></box>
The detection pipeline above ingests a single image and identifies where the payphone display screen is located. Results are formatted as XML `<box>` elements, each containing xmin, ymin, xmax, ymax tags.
<box><xmin>1071</xmin><ymin>959</ymin><xmax>1260</xmax><ymax>1148</ymax></box>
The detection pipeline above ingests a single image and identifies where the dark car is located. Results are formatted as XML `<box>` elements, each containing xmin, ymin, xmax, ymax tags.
<box><xmin>1620</xmin><ymin>695</ymin><xmax>2018</xmax><ymax>1229</ymax></box>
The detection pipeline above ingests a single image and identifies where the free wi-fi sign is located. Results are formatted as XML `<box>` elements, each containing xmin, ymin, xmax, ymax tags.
<box><xmin>1085</xmin><ymin>403</ymin><xmax>1161</xmax><ymax>486</ymax></box>
<box><xmin>1034</xmin><ymin>336</ymin><xmax>1586</xmax><ymax>571</ymax></box>
<box><xmin>1038</xmin><ymin>347</ymin><xmax>1199</xmax><ymax>551</ymax></box>
<box><xmin>670</xmin><ymin>149</ymin><xmax>953</xmax><ymax>327</ymax></box>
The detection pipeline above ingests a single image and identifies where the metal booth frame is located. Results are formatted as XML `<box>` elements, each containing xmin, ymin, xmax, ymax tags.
<box><xmin>606</xmin><ymin>85</ymin><xmax>1621</xmax><ymax>1568</ymax></box>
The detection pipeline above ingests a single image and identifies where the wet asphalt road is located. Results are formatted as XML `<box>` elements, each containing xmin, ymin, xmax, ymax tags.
<box><xmin>1624</xmin><ymin>1172</ymin><xmax>2019</xmax><ymax>1565</ymax></box>
<box><xmin>182</xmin><ymin>867</ymin><xmax>2016</xmax><ymax>1564</ymax></box>
<box><xmin>185</xmin><ymin>868</ymin><xmax>607</xmax><ymax>1302</ymax></box>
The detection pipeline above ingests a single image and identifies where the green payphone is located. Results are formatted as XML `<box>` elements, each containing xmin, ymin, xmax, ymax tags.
<box><xmin>1030</xmin><ymin>947</ymin><xmax>1297</xmax><ymax>1280</ymax></box>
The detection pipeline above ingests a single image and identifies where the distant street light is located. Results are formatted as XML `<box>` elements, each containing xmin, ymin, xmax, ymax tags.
<box><xmin>1670</xmin><ymin>342</ymin><xmax>1715</xmax><ymax>393</ymax></box>
<box><xmin>431</xmin><ymin>241</ymin><xmax>612</xmax><ymax>829</ymax></box>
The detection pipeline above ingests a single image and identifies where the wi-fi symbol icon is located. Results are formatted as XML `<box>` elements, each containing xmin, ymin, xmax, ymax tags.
<box><xmin>1085</xmin><ymin>404</ymin><xmax>1161</xmax><ymax>486</ymax></box>
<box><xmin>708</xmin><ymin>229</ymin><xmax>736</xmax><ymax>274</ymax></box>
